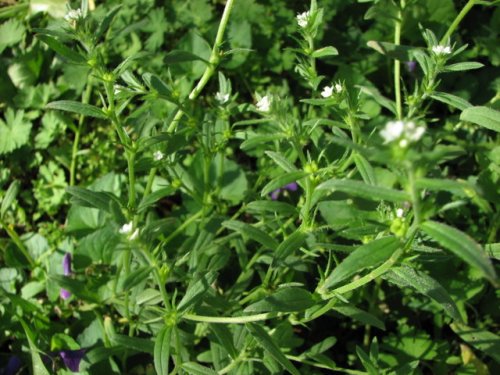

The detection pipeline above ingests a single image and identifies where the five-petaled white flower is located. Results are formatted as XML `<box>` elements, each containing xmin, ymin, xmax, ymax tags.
<box><xmin>296</xmin><ymin>11</ymin><xmax>310</xmax><ymax>28</ymax></box>
<box><xmin>396</xmin><ymin>208</ymin><xmax>404</xmax><ymax>218</ymax></box>
<box><xmin>215</xmin><ymin>92</ymin><xmax>230</xmax><ymax>104</ymax></box>
<box><xmin>64</xmin><ymin>8</ymin><xmax>82</xmax><ymax>23</ymax></box>
<box><xmin>321</xmin><ymin>86</ymin><xmax>334</xmax><ymax>98</ymax></box>
<box><xmin>380</xmin><ymin>120</ymin><xmax>405</xmax><ymax>143</ymax></box>
<box><xmin>153</xmin><ymin>151</ymin><xmax>164</xmax><ymax>161</ymax></box>
<box><xmin>334</xmin><ymin>83</ymin><xmax>343</xmax><ymax>93</ymax></box>
<box><xmin>256</xmin><ymin>96</ymin><xmax>271</xmax><ymax>112</ymax></box>
<box><xmin>431</xmin><ymin>45</ymin><xmax>452</xmax><ymax>55</ymax></box>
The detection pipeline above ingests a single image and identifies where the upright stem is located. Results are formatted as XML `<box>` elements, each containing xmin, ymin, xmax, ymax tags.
<box><xmin>167</xmin><ymin>0</ymin><xmax>236</xmax><ymax>133</ymax></box>
<box><xmin>394</xmin><ymin>1</ymin><xmax>404</xmax><ymax>120</ymax></box>
<box><xmin>440</xmin><ymin>0</ymin><xmax>476</xmax><ymax>45</ymax></box>
<box><xmin>0</xmin><ymin>220</ymin><xmax>34</xmax><ymax>267</ymax></box>
<box><xmin>69</xmin><ymin>76</ymin><xmax>93</xmax><ymax>186</ymax></box>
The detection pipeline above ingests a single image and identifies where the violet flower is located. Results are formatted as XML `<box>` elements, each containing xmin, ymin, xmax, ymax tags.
<box><xmin>2</xmin><ymin>355</ymin><xmax>22</xmax><ymax>375</ymax></box>
<box><xmin>405</xmin><ymin>61</ymin><xmax>416</xmax><ymax>73</ymax></box>
<box><xmin>270</xmin><ymin>182</ymin><xmax>298</xmax><ymax>200</ymax></box>
<box><xmin>60</xmin><ymin>253</ymin><xmax>72</xmax><ymax>300</ymax></box>
<box><xmin>59</xmin><ymin>349</ymin><xmax>86</xmax><ymax>372</ymax></box>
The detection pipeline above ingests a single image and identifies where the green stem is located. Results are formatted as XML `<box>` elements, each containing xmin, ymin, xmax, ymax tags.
<box><xmin>154</xmin><ymin>210</ymin><xmax>203</xmax><ymax>255</ymax></box>
<box><xmin>440</xmin><ymin>0</ymin><xmax>476</xmax><ymax>45</ymax></box>
<box><xmin>69</xmin><ymin>76</ymin><xmax>93</xmax><ymax>186</ymax></box>
<box><xmin>167</xmin><ymin>0</ymin><xmax>236</xmax><ymax>133</ymax></box>
<box><xmin>127</xmin><ymin>148</ymin><xmax>137</xmax><ymax>211</ymax></box>
<box><xmin>0</xmin><ymin>220</ymin><xmax>34</xmax><ymax>267</ymax></box>
<box><xmin>183</xmin><ymin>312</ymin><xmax>277</xmax><ymax>324</ymax></box>
<box><xmin>394</xmin><ymin>1</ymin><xmax>404</xmax><ymax>120</ymax></box>
<box><xmin>408</xmin><ymin>165</ymin><xmax>421</xmax><ymax>226</ymax></box>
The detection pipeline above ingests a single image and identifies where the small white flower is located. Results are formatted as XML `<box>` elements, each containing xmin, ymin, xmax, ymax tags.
<box><xmin>321</xmin><ymin>86</ymin><xmax>334</xmax><ymax>98</ymax></box>
<box><xmin>396</xmin><ymin>208</ymin><xmax>404</xmax><ymax>218</ymax></box>
<box><xmin>399</xmin><ymin>139</ymin><xmax>409</xmax><ymax>148</ymax></box>
<box><xmin>334</xmin><ymin>83</ymin><xmax>343</xmax><ymax>93</ymax></box>
<box><xmin>296</xmin><ymin>11</ymin><xmax>310</xmax><ymax>28</ymax></box>
<box><xmin>64</xmin><ymin>8</ymin><xmax>82</xmax><ymax>23</ymax></box>
<box><xmin>119</xmin><ymin>222</ymin><xmax>133</xmax><ymax>234</ymax></box>
<box><xmin>153</xmin><ymin>151</ymin><xmax>164</xmax><ymax>161</ymax></box>
<box><xmin>406</xmin><ymin>124</ymin><xmax>426</xmax><ymax>142</ymax></box>
<box><xmin>215</xmin><ymin>91</ymin><xmax>230</xmax><ymax>104</ymax></box>
<box><xmin>256</xmin><ymin>95</ymin><xmax>271</xmax><ymax>112</ymax></box>
<box><xmin>114</xmin><ymin>85</ymin><xmax>125</xmax><ymax>96</ymax></box>
<box><xmin>432</xmin><ymin>45</ymin><xmax>452</xmax><ymax>55</ymax></box>
<box><xmin>380</xmin><ymin>120</ymin><xmax>405</xmax><ymax>143</ymax></box>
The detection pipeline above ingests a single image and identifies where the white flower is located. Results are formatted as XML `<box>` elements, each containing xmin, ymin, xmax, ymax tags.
<box><xmin>321</xmin><ymin>86</ymin><xmax>334</xmax><ymax>98</ymax></box>
<box><xmin>64</xmin><ymin>8</ymin><xmax>82</xmax><ymax>23</ymax></box>
<box><xmin>114</xmin><ymin>85</ymin><xmax>125</xmax><ymax>96</ymax></box>
<box><xmin>153</xmin><ymin>151</ymin><xmax>164</xmax><ymax>161</ymax></box>
<box><xmin>334</xmin><ymin>83</ymin><xmax>343</xmax><ymax>93</ymax></box>
<box><xmin>399</xmin><ymin>139</ymin><xmax>409</xmax><ymax>148</ymax></box>
<box><xmin>396</xmin><ymin>208</ymin><xmax>404</xmax><ymax>218</ymax></box>
<box><xmin>256</xmin><ymin>95</ymin><xmax>271</xmax><ymax>112</ymax></box>
<box><xmin>215</xmin><ymin>91</ymin><xmax>230</xmax><ymax>104</ymax></box>
<box><xmin>432</xmin><ymin>45</ymin><xmax>452</xmax><ymax>55</ymax></box>
<box><xmin>119</xmin><ymin>222</ymin><xmax>133</xmax><ymax>234</ymax></box>
<box><xmin>380</xmin><ymin>120</ymin><xmax>405</xmax><ymax>143</ymax></box>
<box><xmin>296</xmin><ymin>11</ymin><xmax>310</xmax><ymax>28</ymax></box>
<box><xmin>406</xmin><ymin>123</ymin><xmax>426</xmax><ymax>142</ymax></box>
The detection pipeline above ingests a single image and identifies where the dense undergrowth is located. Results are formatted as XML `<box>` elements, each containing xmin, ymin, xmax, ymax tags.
<box><xmin>0</xmin><ymin>0</ymin><xmax>499</xmax><ymax>374</ymax></box>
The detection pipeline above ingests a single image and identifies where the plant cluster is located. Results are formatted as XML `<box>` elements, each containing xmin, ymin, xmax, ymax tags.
<box><xmin>0</xmin><ymin>0</ymin><xmax>499</xmax><ymax>374</ymax></box>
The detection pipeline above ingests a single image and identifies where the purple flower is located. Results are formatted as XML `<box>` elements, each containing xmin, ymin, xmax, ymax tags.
<box><xmin>405</xmin><ymin>61</ymin><xmax>416</xmax><ymax>73</ymax></box>
<box><xmin>59</xmin><ymin>349</ymin><xmax>86</xmax><ymax>372</ymax></box>
<box><xmin>270</xmin><ymin>182</ymin><xmax>299</xmax><ymax>200</ymax></box>
<box><xmin>60</xmin><ymin>253</ymin><xmax>72</xmax><ymax>300</ymax></box>
<box><xmin>3</xmin><ymin>356</ymin><xmax>22</xmax><ymax>375</ymax></box>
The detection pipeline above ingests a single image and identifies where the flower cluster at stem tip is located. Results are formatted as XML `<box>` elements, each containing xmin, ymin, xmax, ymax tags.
<box><xmin>120</xmin><ymin>221</ymin><xmax>139</xmax><ymax>240</ymax></box>
<box><xmin>215</xmin><ymin>91</ymin><xmax>230</xmax><ymax>104</ymax></box>
<box><xmin>256</xmin><ymin>95</ymin><xmax>271</xmax><ymax>112</ymax></box>
<box><xmin>296</xmin><ymin>11</ymin><xmax>311</xmax><ymax>28</ymax></box>
<box><xmin>432</xmin><ymin>44</ymin><xmax>452</xmax><ymax>55</ymax></box>
<box><xmin>64</xmin><ymin>8</ymin><xmax>82</xmax><ymax>23</ymax></box>
<box><xmin>380</xmin><ymin>120</ymin><xmax>425</xmax><ymax>148</ymax></box>
<box><xmin>321</xmin><ymin>83</ymin><xmax>342</xmax><ymax>98</ymax></box>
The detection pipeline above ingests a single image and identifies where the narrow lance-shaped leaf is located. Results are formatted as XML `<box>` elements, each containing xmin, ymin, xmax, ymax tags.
<box><xmin>430</xmin><ymin>92</ymin><xmax>472</xmax><ymax>111</ymax></box>
<box><xmin>450</xmin><ymin>323</ymin><xmax>500</xmax><ymax>363</ymax></box>
<box><xmin>181</xmin><ymin>362</ymin><xmax>218</xmax><ymax>375</ymax></box>
<box><xmin>154</xmin><ymin>325</ymin><xmax>173</xmax><ymax>375</ymax></box>
<box><xmin>322</xmin><ymin>236</ymin><xmax>401</xmax><ymax>290</ymax></box>
<box><xmin>384</xmin><ymin>265</ymin><xmax>463</xmax><ymax>322</ymax></box>
<box><xmin>316</xmin><ymin>179</ymin><xmax>410</xmax><ymax>202</ymax></box>
<box><xmin>420</xmin><ymin>221</ymin><xmax>497</xmax><ymax>283</ymax></box>
<box><xmin>460</xmin><ymin>106</ymin><xmax>500</xmax><ymax>133</ymax></box>
<box><xmin>177</xmin><ymin>271</ymin><xmax>217</xmax><ymax>312</ymax></box>
<box><xmin>37</xmin><ymin>34</ymin><xmax>86</xmax><ymax>64</ymax></box>
<box><xmin>47</xmin><ymin>101</ymin><xmax>107</xmax><ymax>119</ymax></box>
<box><xmin>261</xmin><ymin>171</ymin><xmax>308</xmax><ymax>197</ymax></box>
<box><xmin>244</xmin><ymin>287</ymin><xmax>315</xmax><ymax>313</ymax></box>
<box><xmin>273</xmin><ymin>229</ymin><xmax>307</xmax><ymax>262</ymax></box>
<box><xmin>1</xmin><ymin>180</ymin><xmax>20</xmax><ymax>219</ymax></box>
<box><xmin>222</xmin><ymin>220</ymin><xmax>279</xmax><ymax>250</ymax></box>
<box><xmin>246</xmin><ymin>323</ymin><xmax>301</xmax><ymax>375</ymax></box>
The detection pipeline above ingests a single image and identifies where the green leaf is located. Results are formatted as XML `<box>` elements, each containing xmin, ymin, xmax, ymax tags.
<box><xmin>1</xmin><ymin>180</ymin><xmax>20</xmax><ymax>219</ymax></box>
<box><xmin>137</xmin><ymin>187</ymin><xmax>176</xmax><ymax>213</ymax></box>
<box><xmin>51</xmin><ymin>275</ymin><xmax>100</xmax><ymax>302</ymax></box>
<box><xmin>356</xmin><ymin>346</ymin><xmax>378</xmax><ymax>375</ymax></box>
<box><xmin>246</xmin><ymin>323</ymin><xmax>300</xmax><ymax>375</ymax></box>
<box><xmin>164</xmin><ymin>49</ymin><xmax>209</xmax><ymax>65</ymax></box>
<box><xmin>37</xmin><ymin>34</ymin><xmax>86</xmax><ymax>64</ymax></box>
<box><xmin>0</xmin><ymin>19</ymin><xmax>25</xmax><ymax>53</ymax></box>
<box><xmin>460</xmin><ymin>106</ymin><xmax>500</xmax><ymax>132</ymax></box>
<box><xmin>384</xmin><ymin>266</ymin><xmax>463</xmax><ymax>322</ymax></box>
<box><xmin>96</xmin><ymin>5</ymin><xmax>122</xmax><ymax>40</ymax></box>
<box><xmin>177</xmin><ymin>271</ymin><xmax>218</xmax><ymax>312</ymax></box>
<box><xmin>317</xmin><ymin>179</ymin><xmax>410</xmax><ymax>202</ymax></box>
<box><xmin>367</xmin><ymin>40</ymin><xmax>418</xmax><ymax>61</ymax></box>
<box><xmin>450</xmin><ymin>323</ymin><xmax>500</xmax><ymax>363</ymax></box>
<box><xmin>240</xmin><ymin>134</ymin><xmax>285</xmax><ymax>150</ymax></box>
<box><xmin>442</xmin><ymin>62</ymin><xmax>484</xmax><ymax>72</ymax></box>
<box><xmin>210</xmin><ymin>324</ymin><xmax>238</xmax><ymax>359</ymax></box>
<box><xmin>414</xmin><ymin>178</ymin><xmax>475</xmax><ymax>197</ymax></box>
<box><xmin>245</xmin><ymin>287</ymin><xmax>315</xmax><ymax>313</ymax></box>
<box><xmin>143</xmin><ymin>73</ymin><xmax>173</xmax><ymax>99</ymax></box>
<box><xmin>122</xmin><ymin>266</ymin><xmax>152</xmax><ymax>291</ymax></box>
<box><xmin>358</xmin><ymin>85</ymin><xmax>397</xmax><ymax>115</ymax></box>
<box><xmin>420</xmin><ymin>221</ymin><xmax>497</xmax><ymax>282</ymax></box>
<box><xmin>323</xmin><ymin>236</ymin><xmax>401</xmax><ymax>289</ymax></box>
<box><xmin>353</xmin><ymin>153</ymin><xmax>377</xmax><ymax>185</ymax></box>
<box><xmin>430</xmin><ymin>91</ymin><xmax>472</xmax><ymax>111</ymax></box>
<box><xmin>66</xmin><ymin>186</ymin><xmax>121</xmax><ymax>213</ymax></box>
<box><xmin>0</xmin><ymin>109</ymin><xmax>32</xmax><ymax>154</ymax></box>
<box><xmin>112</xmin><ymin>334</ymin><xmax>155</xmax><ymax>354</ymax></box>
<box><xmin>274</xmin><ymin>230</ymin><xmax>307</xmax><ymax>262</ymax></box>
<box><xmin>47</xmin><ymin>100</ymin><xmax>107</xmax><ymax>119</ymax></box>
<box><xmin>19</xmin><ymin>319</ymin><xmax>51</xmax><ymax>375</ymax></box>
<box><xmin>222</xmin><ymin>220</ymin><xmax>279</xmax><ymax>250</ymax></box>
<box><xmin>311</xmin><ymin>46</ymin><xmax>339</xmax><ymax>58</ymax></box>
<box><xmin>154</xmin><ymin>325</ymin><xmax>173</xmax><ymax>375</ymax></box>
<box><xmin>181</xmin><ymin>362</ymin><xmax>218</xmax><ymax>375</ymax></box>
<box><xmin>265</xmin><ymin>151</ymin><xmax>298</xmax><ymax>172</ymax></box>
<box><xmin>246</xmin><ymin>200</ymin><xmax>297</xmax><ymax>215</ymax></box>
<box><xmin>333</xmin><ymin>304</ymin><xmax>385</xmax><ymax>330</ymax></box>
<box><xmin>261</xmin><ymin>171</ymin><xmax>308</xmax><ymax>197</ymax></box>
<box><xmin>485</xmin><ymin>243</ymin><xmax>500</xmax><ymax>260</ymax></box>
